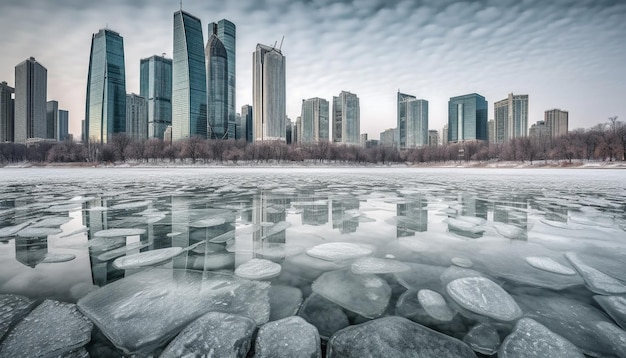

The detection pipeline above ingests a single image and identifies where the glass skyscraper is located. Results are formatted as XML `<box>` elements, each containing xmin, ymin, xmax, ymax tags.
<box><xmin>332</xmin><ymin>91</ymin><xmax>360</xmax><ymax>145</ymax></box>
<box><xmin>85</xmin><ymin>29</ymin><xmax>126</xmax><ymax>144</ymax></box>
<box><xmin>300</xmin><ymin>97</ymin><xmax>329</xmax><ymax>143</ymax></box>
<box><xmin>126</xmin><ymin>93</ymin><xmax>148</xmax><ymax>141</ymax></box>
<box><xmin>0</xmin><ymin>81</ymin><xmax>14</xmax><ymax>142</ymax></box>
<box><xmin>448</xmin><ymin>93</ymin><xmax>488</xmax><ymax>142</ymax></box>
<box><xmin>58</xmin><ymin>109</ymin><xmax>69</xmax><ymax>141</ymax></box>
<box><xmin>205</xmin><ymin>32</ymin><xmax>228</xmax><ymax>139</ymax></box>
<box><xmin>14</xmin><ymin>57</ymin><xmax>47</xmax><ymax>142</ymax></box>
<box><xmin>545</xmin><ymin>109</ymin><xmax>568</xmax><ymax>138</ymax></box>
<box><xmin>253</xmin><ymin>44</ymin><xmax>286</xmax><ymax>142</ymax></box>
<box><xmin>210</xmin><ymin>20</ymin><xmax>236</xmax><ymax>138</ymax></box>
<box><xmin>494</xmin><ymin>93</ymin><xmax>528</xmax><ymax>143</ymax></box>
<box><xmin>172</xmin><ymin>10</ymin><xmax>207</xmax><ymax>140</ymax></box>
<box><xmin>140</xmin><ymin>55</ymin><xmax>172</xmax><ymax>140</ymax></box>
<box><xmin>397</xmin><ymin>91</ymin><xmax>428</xmax><ymax>149</ymax></box>
<box><xmin>46</xmin><ymin>100</ymin><xmax>58</xmax><ymax>140</ymax></box>
<box><xmin>241</xmin><ymin>104</ymin><xmax>253</xmax><ymax>143</ymax></box>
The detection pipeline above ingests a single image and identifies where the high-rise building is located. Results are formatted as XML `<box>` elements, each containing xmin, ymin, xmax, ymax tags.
<box><xmin>85</xmin><ymin>29</ymin><xmax>126</xmax><ymax>144</ymax></box>
<box><xmin>235</xmin><ymin>113</ymin><xmax>243</xmax><ymax>140</ymax></box>
<box><xmin>488</xmin><ymin>119</ymin><xmax>495</xmax><ymax>143</ymax></box>
<box><xmin>172</xmin><ymin>10</ymin><xmax>207</xmax><ymax>140</ymax></box>
<box><xmin>332</xmin><ymin>91</ymin><xmax>360</xmax><ymax>145</ymax></box>
<box><xmin>428</xmin><ymin>130</ymin><xmax>439</xmax><ymax>147</ymax></box>
<box><xmin>58</xmin><ymin>109</ymin><xmax>69</xmax><ymax>141</ymax></box>
<box><xmin>241</xmin><ymin>104</ymin><xmax>253</xmax><ymax>143</ymax></box>
<box><xmin>397</xmin><ymin>92</ymin><xmax>428</xmax><ymax>149</ymax></box>
<box><xmin>295</xmin><ymin>116</ymin><xmax>301</xmax><ymax>144</ymax></box>
<box><xmin>253</xmin><ymin>43</ymin><xmax>286</xmax><ymax>142</ymax></box>
<box><xmin>442</xmin><ymin>124</ymin><xmax>448</xmax><ymax>145</ymax></box>
<box><xmin>46</xmin><ymin>101</ymin><xmax>58</xmax><ymax>140</ymax></box>
<box><xmin>380</xmin><ymin>128</ymin><xmax>396</xmax><ymax>148</ymax></box>
<box><xmin>529</xmin><ymin>120</ymin><xmax>550</xmax><ymax>139</ymax></box>
<box><xmin>544</xmin><ymin>109</ymin><xmax>568</xmax><ymax>138</ymax></box>
<box><xmin>140</xmin><ymin>55</ymin><xmax>172</xmax><ymax>140</ymax></box>
<box><xmin>286</xmin><ymin>116</ymin><xmax>293</xmax><ymax>144</ymax></box>
<box><xmin>14</xmin><ymin>57</ymin><xmax>47</xmax><ymax>142</ymax></box>
<box><xmin>448</xmin><ymin>93</ymin><xmax>487</xmax><ymax>143</ymax></box>
<box><xmin>0</xmin><ymin>81</ymin><xmax>14</xmax><ymax>142</ymax></box>
<box><xmin>210</xmin><ymin>20</ymin><xmax>236</xmax><ymax>134</ymax></box>
<box><xmin>300</xmin><ymin>97</ymin><xmax>329</xmax><ymax>144</ymax></box>
<box><xmin>126</xmin><ymin>93</ymin><xmax>148</xmax><ymax>141</ymax></box>
<box><xmin>494</xmin><ymin>93</ymin><xmax>528</xmax><ymax>143</ymax></box>
<box><xmin>205</xmin><ymin>32</ymin><xmax>229</xmax><ymax>139</ymax></box>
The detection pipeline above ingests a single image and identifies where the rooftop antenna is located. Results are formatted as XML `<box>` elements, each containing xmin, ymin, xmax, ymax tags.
<box><xmin>278</xmin><ymin>35</ymin><xmax>284</xmax><ymax>51</ymax></box>
<box><xmin>273</xmin><ymin>40</ymin><xmax>277</xmax><ymax>49</ymax></box>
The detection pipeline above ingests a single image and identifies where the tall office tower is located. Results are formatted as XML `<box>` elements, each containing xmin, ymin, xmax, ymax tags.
<box><xmin>140</xmin><ymin>55</ymin><xmax>172</xmax><ymax>139</ymax></box>
<box><xmin>58</xmin><ymin>109</ymin><xmax>69</xmax><ymax>141</ymax></box>
<box><xmin>286</xmin><ymin>116</ymin><xmax>293</xmax><ymax>144</ymax></box>
<box><xmin>126</xmin><ymin>93</ymin><xmax>148</xmax><ymax>141</ymax></box>
<box><xmin>85</xmin><ymin>29</ymin><xmax>126</xmax><ymax>143</ymax></box>
<box><xmin>241</xmin><ymin>104</ymin><xmax>253</xmax><ymax>143</ymax></box>
<box><xmin>332</xmin><ymin>91</ymin><xmax>360</xmax><ymax>145</ymax></box>
<box><xmin>205</xmin><ymin>32</ymin><xmax>228</xmax><ymax>139</ymax></box>
<box><xmin>235</xmin><ymin>113</ymin><xmax>242</xmax><ymax>140</ymax></box>
<box><xmin>173</xmin><ymin>10</ymin><xmax>207</xmax><ymax>140</ymax></box>
<box><xmin>494</xmin><ymin>93</ymin><xmax>528</xmax><ymax>143</ymax></box>
<box><xmin>448</xmin><ymin>93</ymin><xmax>487</xmax><ymax>143</ymax></box>
<box><xmin>253</xmin><ymin>44</ymin><xmax>286</xmax><ymax>142</ymax></box>
<box><xmin>544</xmin><ymin>109</ymin><xmax>568</xmax><ymax>138</ymax></box>
<box><xmin>14</xmin><ymin>57</ymin><xmax>47</xmax><ymax>142</ymax></box>
<box><xmin>428</xmin><ymin>130</ymin><xmax>439</xmax><ymax>147</ymax></box>
<box><xmin>300</xmin><ymin>97</ymin><xmax>329</xmax><ymax>144</ymax></box>
<box><xmin>46</xmin><ymin>101</ymin><xmax>59</xmax><ymax>139</ymax></box>
<box><xmin>397</xmin><ymin>92</ymin><xmax>428</xmax><ymax>149</ymax></box>
<box><xmin>0</xmin><ymin>81</ymin><xmax>14</xmax><ymax>142</ymax></box>
<box><xmin>209</xmin><ymin>20</ymin><xmax>236</xmax><ymax>134</ymax></box>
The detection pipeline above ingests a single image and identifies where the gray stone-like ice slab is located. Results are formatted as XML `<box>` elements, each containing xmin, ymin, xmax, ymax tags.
<box><xmin>0</xmin><ymin>294</ymin><xmax>35</xmax><ymax>341</ymax></box>
<box><xmin>417</xmin><ymin>289</ymin><xmax>455</xmax><ymax>322</ymax></box>
<box><xmin>298</xmin><ymin>293</ymin><xmax>349</xmax><ymax>340</ymax></box>
<box><xmin>446</xmin><ymin>277</ymin><xmax>522</xmax><ymax>321</ymax></box>
<box><xmin>77</xmin><ymin>268</ymin><xmax>270</xmax><ymax>355</ymax></box>
<box><xmin>594</xmin><ymin>321</ymin><xmax>626</xmax><ymax>358</ymax></box>
<box><xmin>312</xmin><ymin>269</ymin><xmax>390</xmax><ymax>319</ymax></box>
<box><xmin>499</xmin><ymin>318</ymin><xmax>584</xmax><ymax>358</ymax></box>
<box><xmin>235</xmin><ymin>258</ymin><xmax>281</xmax><ymax>280</ymax></box>
<box><xmin>255</xmin><ymin>316</ymin><xmax>321</xmax><ymax>358</ymax></box>
<box><xmin>160</xmin><ymin>312</ymin><xmax>256</xmax><ymax>358</ymax></box>
<box><xmin>594</xmin><ymin>295</ymin><xmax>626</xmax><ymax>330</ymax></box>
<box><xmin>0</xmin><ymin>300</ymin><xmax>93</xmax><ymax>358</ymax></box>
<box><xmin>269</xmin><ymin>285</ymin><xmax>303</xmax><ymax>321</ymax></box>
<box><xmin>327</xmin><ymin>316</ymin><xmax>476</xmax><ymax>358</ymax></box>
<box><xmin>463</xmin><ymin>323</ymin><xmax>500</xmax><ymax>355</ymax></box>
<box><xmin>565</xmin><ymin>252</ymin><xmax>626</xmax><ymax>294</ymax></box>
<box><xmin>524</xmin><ymin>256</ymin><xmax>576</xmax><ymax>275</ymax></box>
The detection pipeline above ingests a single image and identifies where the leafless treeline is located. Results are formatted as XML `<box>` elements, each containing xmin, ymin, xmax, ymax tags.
<box><xmin>0</xmin><ymin>117</ymin><xmax>624</xmax><ymax>165</ymax></box>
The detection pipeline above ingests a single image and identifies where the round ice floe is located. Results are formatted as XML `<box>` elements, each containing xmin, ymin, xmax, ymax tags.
<box><xmin>235</xmin><ymin>259</ymin><xmax>282</xmax><ymax>280</ymax></box>
<box><xmin>41</xmin><ymin>253</ymin><xmax>76</xmax><ymax>263</ymax></box>
<box><xmin>417</xmin><ymin>289</ymin><xmax>455</xmax><ymax>322</ymax></box>
<box><xmin>351</xmin><ymin>257</ymin><xmax>410</xmax><ymax>275</ymax></box>
<box><xmin>306</xmin><ymin>243</ymin><xmax>372</xmax><ymax>262</ymax></box>
<box><xmin>525</xmin><ymin>256</ymin><xmax>576</xmax><ymax>276</ymax></box>
<box><xmin>112</xmin><ymin>247</ymin><xmax>184</xmax><ymax>269</ymax></box>
<box><xmin>565</xmin><ymin>252</ymin><xmax>626</xmax><ymax>295</ymax></box>
<box><xmin>499</xmin><ymin>318</ymin><xmax>584</xmax><ymax>358</ymax></box>
<box><xmin>451</xmin><ymin>257</ymin><xmax>473</xmax><ymax>268</ymax></box>
<box><xmin>94</xmin><ymin>228</ymin><xmax>146</xmax><ymax>238</ymax></box>
<box><xmin>446</xmin><ymin>276</ymin><xmax>522</xmax><ymax>321</ymax></box>
<box><xmin>16</xmin><ymin>227</ymin><xmax>62</xmax><ymax>237</ymax></box>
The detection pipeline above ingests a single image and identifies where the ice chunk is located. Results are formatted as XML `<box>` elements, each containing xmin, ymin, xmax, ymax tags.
<box><xmin>307</xmin><ymin>242</ymin><xmax>372</xmax><ymax>262</ymax></box>
<box><xmin>451</xmin><ymin>257</ymin><xmax>473</xmax><ymax>268</ymax></box>
<box><xmin>77</xmin><ymin>269</ymin><xmax>270</xmax><ymax>355</ymax></box>
<box><xmin>0</xmin><ymin>221</ymin><xmax>32</xmax><ymax>237</ymax></box>
<box><xmin>463</xmin><ymin>323</ymin><xmax>500</xmax><ymax>355</ymax></box>
<box><xmin>565</xmin><ymin>252</ymin><xmax>626</xmax><ymax>294</ymax></box>
<box><xmin>417</xmin><ymin>289</ymin><xmax>455</xmax><ymax>322</ymax></box>
<box><xmin>493</xmin><ymin>222</ymin><xmax>526</xmax><ymax>240</ymax></box>
<box><xmin>524</xmin><ymin>256</ymin><xmax>576</xmax><ymax>275</ymax></box>
<box><xmin>440</xmin><ymin>266</ymin><xmax>487</xmax><ymax>287</ymax></box>
<box><xmin>446</xmin><ymin>277</ymin><xmax>522</xmax><ymax>321</ymax></box>
<box><xmin>327</xmin><ymin>316</ymin><xmax>475</xmax><ymax>358</ymax></box>
<box><xmin>0</xmin><ymin>300</ymin><xmax>93</xmax><ymax>358</ymax></box>
<box><xmin>112</xmin><ymin>247</ymin><xmax>184</xmax><ymax>269</ymax></box>
<box><xmin>31</xmin><ymin>216</ymin><xmax>72</xmax><ymax>228</ymax></box>
<box><xmin>312</xmin><ymin>270</ymin><xmax>390</xmax><ymax>319</ymax></box>
<box><xmin>499</xmin><ymin>318</ymin><xmax>584</xmax><ymax>358</ymax></box>
<box><xmin>269</xmin><ymin>285</ymin><xmax>303</xmax><ymax>321</ymax></box>
<box><xmin>93</xmin><ymin>228</ymin><xmax>146</xmax><ymax>238</ymax></box>
<box><xmin>96</xmin><ymin>241</ymin><xmax>151</xmax><ymax>261</ymax></box>
<box><xmin>161</xmin><ymin>312</ymin><xmax>256</xmax><ymax>358</ymax></box>
<box><xmin>594</xmin><ymin>295</ymin><xmax>626</xmax><ymax>330</ymax></box>
<box><xmin>394</xmin><ymin>263</ymin><xmax>447</xmax><ymax>290</ymax></box>
<box><xmin>446</xmin><ymin>218</ymin><xmax>485</xmax><ymax>234</ymax></box>
<box><xmin>255</xmin><ymin>316</ymin><xmax>321</xmax><ymax>358</ymax></box>
<box><xmin>190</xmin><ymin>217</ymin><xmax>226</xmax><ymax>228</ymax></box>
<box><xmin>298</xmin><ymin>293</ymin><xmax>349</xmax><ymax>340</ymax></box>
<box><xmin>256</xmin><ymin>243</ymin><xmax>305</xmax><ymax>259</ymax></box>
<box><xmin>0</xmin><ymin>294</ymin><xmax>35</xmax><ymax>341</ymax></box>
<box><xmin>594</xmin><ymin>321</ymin><xmax>626</xmax><ymax>358</ymax></box>
<box><xmin>351</xmin><ymin>257</ymin><xmax>410</xmax><ymax>275</ymax></box>
<box><xmin>41</xmin><ymin>253</ymin><xmax>76</xmax><ymax>263</ymax></box>
<box><xmin>16</xmin><ymin>227</ymin><xmax>62</xmax><ymax>237</ymax></box>
<box><xmin>109</xmin><ymin>200</ymin><xmax>152</xmax><ymax>210</ymax></box>
<box><xmin>235</xmin><ymin>258</ymin><xmax>282</xmax><ymax>280</ymax></box>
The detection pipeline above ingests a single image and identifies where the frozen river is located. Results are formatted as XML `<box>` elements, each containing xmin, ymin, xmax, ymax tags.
<box><xmin>0</xmin><ymin>167</ymin><xmax>625</xmax><ymax>357</ymax></box>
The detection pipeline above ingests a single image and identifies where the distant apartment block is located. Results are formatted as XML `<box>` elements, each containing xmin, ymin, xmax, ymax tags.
<box><xmin>380</xmin><ymin>128</ymin><xmax>396</xmax><ymax>148</ymax></box>
<box><xmin>241</xmin><ymin>104</ymin><xmax>253</xmax><ymax>142</ymax></box>
<box><xmin>333</xmin><ymin>91</ymin><xmax>360</xmax><ymax>145</ymax></box>
<box><xmin>397</xmin><ymin>92</ymin><xmax>428</xmax><ymax>149</ymax></box>
<box><xmin>300</xmin><ymin>97</ymin><xmax>329</xmax><ymax>144</ymax></box>
<box><xmin>488</xmin><ymin>119</ymin><xmax>494</xmax><ymax>143</ymax></box>
<box><xmin>0</xmin><ymin>81</ymin><xmax>14</xmax><ymax>142</ymax></box>
<box><xmin>494</xmin><ymin>93</ymin><xmax>528</xmax><ymax>143</ymax></box>
<box><xmin>448</xmin><ymin>93</ymin><xmax>487</xmax><ymax>143</ymax></box>
<box><xmin>15</xmin><ymin>57</ymin><xmax>47</xmax><ymax>142</ymax></box>
<box><xmin>428</xmin><ymin>130</ymin><xmax>439</xmax><ymax>147</ymax></box>
<box><xmin>442</xmin><ymin>124</ymin><xmax>448</xmax><ymax>145</ymax></box>
<box><xmin>545</xmin><ymin>109</ymin><xmax>568</xmax><ymax>138</ymax></box>
<box><xmin>529</xmin><ymin>120</ymin><xmax>550</xmax><ymax>138</ymax></box>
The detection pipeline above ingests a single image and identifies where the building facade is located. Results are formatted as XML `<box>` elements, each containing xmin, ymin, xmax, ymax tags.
<box><xmin>140</xmin><ymin>55</ymin><xmax>172</xmax><ymax>140</ymax></box>
<box><xmin>442</xmin><ymin>124</ymin><xmax>448</xmax><ymax>145</ymax></box>
<box><xmin>126</xmin><ymin>93</ymin><xmax>148</xmax><ymax>141</ymax></box>
<box><xmin>205</xmin><ymin>33</ymin><xmax>229</xmax><ymax>139</ymax></box>
<box><xmin>210</xmin><ymin>20</ymin><xmax>236</xmax><ymax>136</ymax></box>
<box><xmin>544</xmin><ymin>109</ymin><xmax>568</xmax><ymax>138</ymax></box>
<box><xmin>58</xmin><ymin>109</ymin><xmax>69</xmax><ymax>141</ymax></box>
<box><xmin>494</xmin><ymin>93</ymin><xmax>528</xmax><ymax>143</ymax></box>
<box><xmin>428</xmin><ymin>130</ymin><xmax>439</xmax><ymax>147</ymax></box>
<box><xmin>332</xmin><ymin>91</ymin><xmax>360</xmax><ymax>145</ymax></box>
<box><xmin>252</xmin><ymin>44</ymin><xmax>286</xmax><ymax>142</ymax></box>
<box><xmin>0</xmin><ymin>81</ymin><xmax>14</xmax><ymax>142</ymax></box>
<box><xmin>380</xmin><ymin>128</ymin><xmax>396</xmax><ymax>148</ymax></box>
<box><xmin>397</xmin><ymin>92</ymin><xmax>428</xmax><ymax>149</ymax></box>
<box><xmin>85</xmin><ymin>29</ymin><xmax>126</xmax><ymax>144</ymax></box>
<box><xmin>300</xmin><ymin>97</ymin><xmax>329</xmax><ymax>144</ymax></box>
<box><xmin>172</xmin><ymin>10</ymin><xmax>207</xmax><ymax>140</ymax></box>
<box><xmin>15</xmin><ymin>57</ymin><xmax>47</xmax><ymax>142</ymax></box>
<box><xmin>46</xmin><ymin>101</ymin><xmax>58</xmax><ymax>140</ymax></box>
<box><xmin>241</xmin><ymin>104</ymin><xmax>253</xmax><ymax>143</ymax></box>
<box><xmin>529</xmin><ymin>120</ymin><xmax>550</xmax><ymax>139</ymax></box>
<box><xmin>448</xmin><ymin>93</ymin><xmax>487</xmax><ymax>142</ymax></box>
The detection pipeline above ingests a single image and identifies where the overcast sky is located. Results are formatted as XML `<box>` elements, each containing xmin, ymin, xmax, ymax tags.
<box><xmin>1</xmin><ymin>0</ymin><xmax>624</xmax><ymax>139</ymax></box>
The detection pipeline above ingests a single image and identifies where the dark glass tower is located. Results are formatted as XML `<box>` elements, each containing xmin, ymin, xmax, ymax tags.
<box><xmin>205</xmin><ymin>33</ymin><xmax>228</xmax><ymax>139</ymax></box>
<box><xmin>210</xmin><ymin>20</ymin><xmax>236</xmax><ymax>139</ymax></box>
<box><xmin>85</xmin><ymin>29</ymin><xmax>126</xmax><ymax>144</ymax></box>
<box><xmin>140</xmin><ymin>55</ymin><xmax>172</xmax><ymax>139</ymax></box>
<box><xmin>448</xmin><ymin>93</ymin><xmax>488</xmax><ymax>142</ymax></box>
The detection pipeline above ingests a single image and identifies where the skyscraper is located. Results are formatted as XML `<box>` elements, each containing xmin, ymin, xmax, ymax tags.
<box><xmin>205</xmin><ymin>32</ymin><xmax>228</xmax><ymax>139</ymax></box>
<box><xmin>300</xmin><ymin>97</ymin><xmax>329</xmax><ymax>144</ymax></box>
<box><xmin>494</xmin><ymin>93</ymin><xmax>528</xmax><ymax>143</ymax></box>
<box><xmin>397</xmin><ymin>91</ymin><xmax>428</xmax><ymax>149</ymax></box>
<box><xmin>172</xmin><ymin>10</ymin><xmax>207</xmax><ymax>140</ymax></box>
<box><xmin>126</xmin><ymin>93</ymin><xmax>148</xmax><ymax>141</ymax></box>
<box><xmin>210</xmin><ymin>20</ymin><xmax>236</xmax><ymax>134</ymax></box>
<box><xmin>14</xmin><ymin>57</ymin><xmax>47</xmax><ymax>142</ymax></box>
<box><xmin>85</xmin><ymin>29</ymin><xmax>126</xmax><ymax>144</ymax></box>
<box><xmin>58</xmin><ymin>109</ymin><xmax>69</xmax><ymax>141</ymax></box>
<box><xmin>46</xmin><ymin>101</ymin><xmax>58</xmax><ymax>140</ymax></box>
<box><xmin>428</xmin><ymin>130</ymin><xmax>439</xmax><ymax>147</ymax></box>
<box><xmin>448</xmin><ymin>93</ymin><xmax>488</xmax><ymax>142</ymax></box>
<box><xmin>0</xmin><ymin>81</ymin><xmax>14</xmax><ymax>142</ymax></box>
<box><xmin>140</xmin><ymin>55</ymin><xmax>172</xmax><ymax>139</ymax></box>
<box><xmin>241</xmin><ymin>104</ymin><xmax>253</xmax><ymax>143</ymax></box>
<box><xmin>545</xmin><ymin>109</ymin><xmax>568</xmax><ymax>138</ymax></box>
<box><xmin>253</xmin><ymin>44</ymin><xmax>286</xmax><ymax>142</ymax></box>
<box><xmin>332</xmin><ymin>91</ymin><xmax>360</xmax><ymax>145</ymax></box>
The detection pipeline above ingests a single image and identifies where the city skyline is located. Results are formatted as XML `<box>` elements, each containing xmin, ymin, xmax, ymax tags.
<box><xmin>0</xmin><ymin>1</ymin><xmax>624</xmax><ymax>140</ymax></box>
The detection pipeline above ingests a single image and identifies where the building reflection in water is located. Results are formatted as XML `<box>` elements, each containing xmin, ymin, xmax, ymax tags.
<box><xmin>14</xmin><ymin>237</ymin><xmax>48</xmax><ymax>268</ymax></box>
<box><xmin>396</xmin><ymin>196</ymin><xmax>428</xmax><ymax>238</ymax></box>
<box><xmin>331</xmin><ymin>197</ymin><xmax>360</xmax><ymax>234</ymax></box>
<box><xmin>300</xmin><ymin>199</ymin><xmax>329</xmax><ymax>227</ymax></box>
<box><xmin>493</xmin><ymin>195</ymin><xmax>530</xmax><ymax>229</ymax></box>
